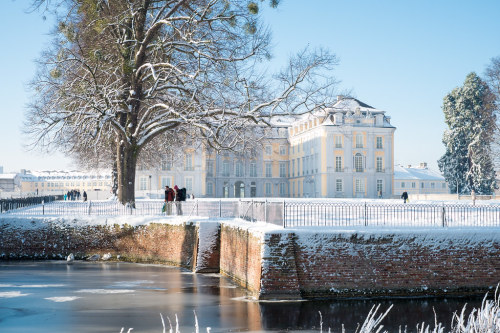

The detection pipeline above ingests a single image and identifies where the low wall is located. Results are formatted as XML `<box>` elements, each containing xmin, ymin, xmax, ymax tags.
<box><xmin>1</xmin><ymin>217</ymin><xmax>499</xmax><ymax>299</ymax></box>
<box><xmin>291</xmin><ymin>230</ymin><xmax>500</xmax><ymax>298</ymax></box>
<box><xmin>0</xmin><ymin>217</ymin><xmax>219</xmax><ymax>272</ymax></box>
<box><xmin>220</xmin><ymin>223</ymin><xmax>500</xmax><ymax>299</ymax></box>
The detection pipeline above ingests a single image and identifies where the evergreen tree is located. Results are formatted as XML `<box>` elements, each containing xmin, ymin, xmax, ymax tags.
<box><xmin>438</xmin><ymin>72</ymin><xmax>497</xmax><ymax>195</ymax></box>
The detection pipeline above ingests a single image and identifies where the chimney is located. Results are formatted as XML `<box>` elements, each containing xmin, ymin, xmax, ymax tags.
<box><xmin>337</xmin><ymin>95</ymin><xmax>344</xmax><ymax>101</ymax></box>
<box><xmin>407</xmin><ymin>164</ymin><xmax>412</xmax><ymax>168</ymax></box>
<box><xmin>419</xmin><ymin>162</ymin><xmax>428</xmax><ymax>169</ymax></box>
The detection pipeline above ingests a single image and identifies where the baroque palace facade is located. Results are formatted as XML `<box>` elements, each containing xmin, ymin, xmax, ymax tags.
<box><xmin>136</xmin><ymin>96</ymin><xmax>396</xmax><ymax>199</ymax></box>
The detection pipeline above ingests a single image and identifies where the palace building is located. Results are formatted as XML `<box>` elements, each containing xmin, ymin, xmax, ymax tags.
<box><xmin>136</xmin><ymin>96</ymin><xmax>396</xmax><ymax>199</ymax></box>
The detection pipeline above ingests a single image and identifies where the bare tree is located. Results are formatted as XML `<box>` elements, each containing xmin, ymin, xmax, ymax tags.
<box><xmin>26</xmin><ymin>0</ymin><xmax>338</xmax><ymax>204</ymax></box>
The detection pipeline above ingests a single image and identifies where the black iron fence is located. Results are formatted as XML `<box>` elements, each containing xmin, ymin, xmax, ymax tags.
<box><xmin>283</xmin><ymin>201</ymin><xmax>500</xmax><ymax>228</ymax></box>
<box><xmin>2</xmin><ymin>199</ymin><xmax>500</xmax><ymax>228</ymax></box>
<box><xmin>0</xmin><ymin>195</ymin><xmax>63</xmax><ymax>214</ymax></box>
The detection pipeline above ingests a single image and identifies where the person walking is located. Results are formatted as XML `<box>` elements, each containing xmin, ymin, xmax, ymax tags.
<box><xmin>401</xmin><ymin>191</ymin><xmax>408</xmax><ymax>204</ymax></box>
<box><xmin>83</xmin><ymin>191</ymin><xmax>87</xmax><ymax>202</ymax></box>
<box><xmin>174</xmin><ymin>185</ymin><xmax>183</xmax><ymax>215</ymax></box>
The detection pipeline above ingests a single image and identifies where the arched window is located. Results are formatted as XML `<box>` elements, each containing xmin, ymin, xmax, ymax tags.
<box><xmin>234</xmin><ymin>181</ymin><xmax>245</xmax><ymax>198</ymax></box>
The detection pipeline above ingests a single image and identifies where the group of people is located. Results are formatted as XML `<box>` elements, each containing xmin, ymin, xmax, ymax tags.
<box><xmin>164</xmin><ymin>185</ymin><xmax>187</xmax><ymax>215</ymax></box>
<box><xmin>64</xmin><ymin>189</ymin><xmax>87</xmax><ymax>201</ymax></box>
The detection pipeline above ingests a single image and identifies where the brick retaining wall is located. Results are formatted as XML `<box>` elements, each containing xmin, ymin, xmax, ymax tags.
<box><xmin>291</xmin><ymin>231</ymin><xmax>500</xmax><ymax>298</ymax></box>
<box><xmin>0</xmin><ymin>219</ymin><xmax>200</xmax><ymax>270</ymax></box>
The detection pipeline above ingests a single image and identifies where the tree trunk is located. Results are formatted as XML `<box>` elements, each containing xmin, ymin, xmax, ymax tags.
<box><xmin>116</xmin><ymin>140</ymin><xmax>138</xmax><ymax>205</ymax></box>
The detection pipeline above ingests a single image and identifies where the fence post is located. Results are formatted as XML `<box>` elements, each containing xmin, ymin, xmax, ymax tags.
<box><xmin>238</xmin><ymin>198</ymin><xmax>241</xmax><ymax>218</ymax></box>
<box><xmin>251</xmin><ymin>199</ymin><xmax>254</xmax><ymax>222</ymax></box>
<box><xmin>364</xmin><ymin>202</ymin><xmax>368</xmax><ymax>227</ymax></box>
<box><xmin>442</xmin><ymin>204</ymin><xmax>446</xmax><ymax>227</ymax></box>
<box><xmin>282</xmin><ymin>199</ymin><xmax>286</xmax><ymax>228</ymax></box>
<box><xmin>88</xmin><ymin>200</ymin><xmax>92</xmax><ymax>215</ymax></box>
<box><xmin>219</xmin><ymin>199</ymin><xmax>222</xmax><ymax>218</ymax></box>
<box><xmin>265</xmin><ymin>199</ymin><xmax>268</xmax><ymax>224</ymax></box>
<box><xmin>42</xmin><ymin>200</ymin><xmax>45</xmax><ymax>215</ymax></box>
<box><xmin>196</xmin><ymin>199</ymin><xmax>199</xmax><ymax>216</ymax></box>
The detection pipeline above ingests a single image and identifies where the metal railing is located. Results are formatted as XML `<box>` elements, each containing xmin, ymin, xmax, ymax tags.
<box><xmin>284</xmin><ymin>202</ymin><xmax>500</xmax><ymax>228</ymax></box>
<box><xmin>0</xmin><ymin>195</ymin><xmax>63</xmax><ymax>213</ymax></box>
<box><xmin>2</xmin><ymin>199</ymin><xmax>500</xmax><ymax>228</ymax></box>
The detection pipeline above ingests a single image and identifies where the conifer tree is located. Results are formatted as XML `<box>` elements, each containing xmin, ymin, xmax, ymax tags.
<box><xmin>438</xmin><ymin>72</ymin><xmax>497</xmax><ymax>195</ymax></box>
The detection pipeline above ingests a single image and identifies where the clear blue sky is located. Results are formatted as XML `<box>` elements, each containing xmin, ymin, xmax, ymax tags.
<box><xmin>1</xmin><ymin>0</ymin><xmax>500</xmax><ymax>172</ymax></box>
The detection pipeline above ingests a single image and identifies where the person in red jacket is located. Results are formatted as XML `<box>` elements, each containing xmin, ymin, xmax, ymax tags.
<box><xmin>164</xmin><ymin>186</ymin><xmax>174</xmax><ymax>215</ymax></box>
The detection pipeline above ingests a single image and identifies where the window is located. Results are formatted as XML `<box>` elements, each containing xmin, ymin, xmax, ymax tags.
<box><xmin>235</xmin><ymin>162</ymin><xmax>244</xmax><ymax>177</ymax></box>
<box><xmin>265</xmin><ymin>145</ymin><xmax>272</xmax><ymax>155</ymax></box>
<box><xmin>376</xmin><ymin>157</ymin><xmax>383</xmax><ymax>172</ymax></box>
<box><xmin>431</xmin><ymin>182</ymin><xmax>435</xmax><ymax>189</ymax></box>
<box><xmin>336</xmin><ymin>179</ymin><xmax>343</xmax><ymax>192</ymax></box>
<box><xmin>442</xmin><ymin>183</ymin><xmax>446</xmax><ymax>189</ymax></box>
<box><xmin>265</xmin><ymin>162</ymin><xmax>272</xmax><ymax>178</ymax></box>
<box><xmin>279</xmin><ymin>162</ymin><xmax>287</xmax><ymax>178</ymax></box>
<box><xmin>161</xmin><ymin>159</ymin><xmax>172</xmax><ymax>171</ymax></box>
<box><xmin>206</xmin><ymin>160</ymin><xmax>214</xmax><ymax>177</ymax></box>
<box><xmin>265</xmin><ymin>182</ymin><xmax>272</xmax><ymax>196</ymax></box>
<box><xmin>376</xmin><ymin>137</ymin><xmax>383</xmax><ymax>149</ymax></box>
<box><xmin>292</xmin><ymin>160</ymin><xmax>295</xmax><ymax>177</ymax></box>
<box><xmin>356</xmin><ymin>133</ymin><xmax>364</xmax><ymax>148</ymax></box>
<box><xmin>140</xmin><ymin>177</ymin><xmax>147</xmax><ymax>190</ymax></box>
<box><xmin>355</xmin><ymin>178</ymin><xmax>364</xmax><ymax>193</ymax></box>
<box><xmin>401</xmin><ymin>182</ymin><xmax>405</xmax><ymax>188</ymax></box>
<box><xmin>298</xmin><ymin>180</ymin><xmax>301</xmax><ymax>197</ymax></box>
<box><xmin>185</xmin><ymin>153</ymin><xmax>193</xmax><ymax>171</ymax></box>
<box><xmin>302</xmin><ymin>157</ymin><xmax>305</xmax><ymax>175</ymax></box>
<box><xmin>206</xmin><ymin>182</ymin><xmax>213</xmax><ymax>196</ymax></box>
<box><xmin>376</xmin><ymin>179</ymin><xmax>383</xmax><ymax>193</ymax></box>
<box><xmin>412</xmin><ymin>182</ymin><xmax>416</xmax><ymax>188</ymax></box>
<box><xmin>161</xmin><ymin>177</ymin><xmax>171</xmax><ymax>188</ymax></box>
<box><xmin>421</xmin><ymin>182</ymin><xmax>424</xmax><ymax>188</ymax></box>
<box><xmin>297</xmin><ymin>158</ymin><xmax>301</xmax><ymax>176</ymax></box>
<box><xmin>185</xmin><ymin>177</ymin><xmax>193</xmax><ymax>191</ymax></box>
<box><xmin>354</xmin><ymin>153</ymin><xmax>364</xmax><ymax>172</ymax></box>
<box><xmin>250</xmin><ymin>162</ymin><xmax>257</xmax><ymax>177</ymax></box>
<box><xmin>222</xmin><ymin>161</ymin><xmax>230</xmax><ymax>177</ymax></box>
<box><xmin>292</xmin><ymin>181</ymin><xmax>295</xmax><ymax>197</ymax></box>
<box><xmin>335</xmin><ymin>156</ymin><xmax>342</xmax><ymax>172</ymax></box>
<box><xmin>335</xmin><ymin>135</ymin><xmax>342</xmax><ymax>148</ymax></box>
<box><xmin>279</xmin><ymin>183</ymin><xmax>286</xmax><ymax>196</ymax></box>
<box><xmin>279</xmin><ymin>146</ymin><xmax>287</xmax><ymax>155</ymax></box>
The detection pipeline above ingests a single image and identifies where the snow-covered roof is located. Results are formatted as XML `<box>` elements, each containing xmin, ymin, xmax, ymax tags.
<box><xmin>288</xmin><ymin>97</ymin><xmax>395</xmax><ymax>129</ymax></box>
<box><xmin>394</xmin><ymin>165</ymin><xmax>445</xmax><ymax>181</ymax></box>
<box><xmin>268</xmin><ymin>115</ymin><xmax>295</xmax><ymax>127</ymax></box>
<box><xmin>0</xmin><ymin>173</ymin><xmax>18</xmax><ymax>180</ymax></box>
<box><xmin>29</xmin><ymin>170</ymin><xmax>111</xmax><ymax>177</ymax></box>
<box><xmin>308</xmin><ymin>97</ymin><xmax>384</xmax><ymax>118</ymax></box>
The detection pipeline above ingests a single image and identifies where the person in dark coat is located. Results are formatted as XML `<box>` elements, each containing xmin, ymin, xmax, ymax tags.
<box><xmin>401</xmin><ymin>191</ymin><xmax>408</xmax><ymax>203</ymax></box>
<box><xmin>83</xmin><ymin>191</ymin><xmax>87</xmax><ymax>202</ymax></box>
<box><xmin>174</xmin><ymin>185</ymin><xmax>183</xmax><ymax>215</ymax></box>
